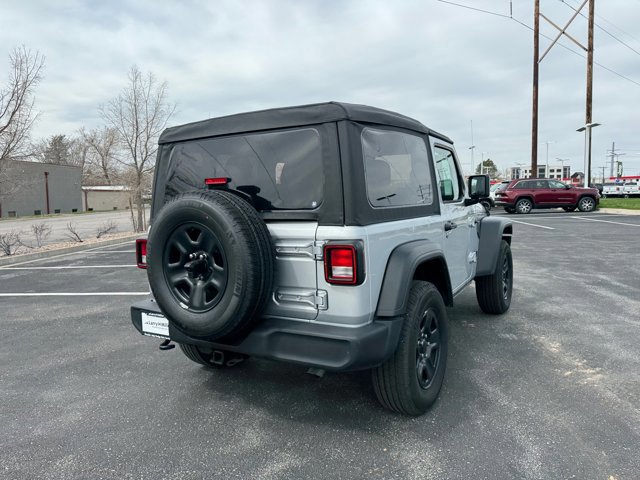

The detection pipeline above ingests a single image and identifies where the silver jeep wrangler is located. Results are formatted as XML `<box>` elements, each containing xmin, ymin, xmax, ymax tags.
<box><xmin>131</xmin><ymin>102</ymin><xmax>513</xmax><ymax>416</ymax></box>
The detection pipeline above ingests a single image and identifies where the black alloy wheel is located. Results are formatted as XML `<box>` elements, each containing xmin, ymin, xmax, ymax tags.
<box><xmin>147</xmin><ymin>190</ymin><xmax>275</xmax><ymax>340</ymax></box>
<box><xmin>163</xmin><ymin>222</ymin><xmax>228</xmax><ymax>312</ymax></box>
<box><xmin>415</xmin><ymin>308</ymin><xmax>442</xmax><ymax>389</ymax></box>
<box><xmin>475</xmin><ymin>240</ymin><xmax>513</xmax><ymax>314</ymax></box>
<box><xmin>372</xmin><ymin>281</ymin><xmax>449</xmax><ymax>416</ymax></box>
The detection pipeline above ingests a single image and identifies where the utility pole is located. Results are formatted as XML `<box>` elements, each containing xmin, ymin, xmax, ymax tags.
<box><xmin>531</xmin><ymin>0</ymin><xmax>592</xmax><ymax>181</ymax></box>
<box><xmin>599</xmin><ymin>166</ymin><xmax>606</xmax><ymax>183</ymax></box>
<box><xmin>608</xmin><ymin>141</ymin><xmax>615</xmax><ymax>178</ymax></box>
<box><xmin>531</xmin><ymin>0</ymin><xmax>540</xmax><ymax>179</ymax></box>
<box><xmin>469</xmin><ymin>120</ymin><xmax>475</xmax><ymax>177</ymax></box>
<box><xmin>585</xmin><ymin>0</ymin><xmax>595</xmax><ymax>187</ymax></box>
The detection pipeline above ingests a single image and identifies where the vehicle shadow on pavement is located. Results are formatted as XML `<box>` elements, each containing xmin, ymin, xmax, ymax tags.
<box><xmin>182</xmin><ymin>290</ymin><xmax>503</xmax><ymax>432</ymax></box>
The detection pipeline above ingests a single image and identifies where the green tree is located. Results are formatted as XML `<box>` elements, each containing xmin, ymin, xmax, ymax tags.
<box><xmin>475</xmin><ymin>159</ymin><xmax>499</xmax><ymax>179</ymax></box>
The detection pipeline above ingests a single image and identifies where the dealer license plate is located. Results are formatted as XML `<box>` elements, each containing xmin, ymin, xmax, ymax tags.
<box><xmin>141</xmin><ymin>311</ymin><xmax>169</xmax><ymax>338</ymax></box>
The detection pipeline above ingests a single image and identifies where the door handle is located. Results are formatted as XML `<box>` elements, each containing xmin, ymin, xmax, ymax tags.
<box><xmin>444</xmin><ymin>221</ymin><xmax>457</xmax><ymax>231</ymax></box>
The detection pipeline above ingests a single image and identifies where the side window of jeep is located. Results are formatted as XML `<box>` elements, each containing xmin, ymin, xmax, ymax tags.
<box><xmin>361</xmin><ymin>128</ymin><xmax>434</xmax><ymax>208</ymax></box>
<box><xmin>432</xmin><ymin>145</ymin><xmax>463</xmax><ymax>202</ymax></box>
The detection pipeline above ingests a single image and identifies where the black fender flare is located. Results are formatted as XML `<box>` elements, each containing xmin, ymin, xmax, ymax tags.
<box><xmin>376</xmin><ymin>240</ymin><xmax>452</xmax><ymax>317</ymax></box>
<box><xmin>475</xmin><ymin>216</ymin><xmax>513</xmax><ymax>277</ymax></box>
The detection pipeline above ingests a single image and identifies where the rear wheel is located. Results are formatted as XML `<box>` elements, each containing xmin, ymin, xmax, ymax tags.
<box><xmin>480</xmin><ymin>199</ymin><xmax>491</xmax><ymax>212</ymax></box>
<box><xmin>563</xmin><ymin>206</ymin><xmax>576</xmax><ymax>212</ymax></box>
<box><xmin>475</xmin><ymin>240</ymin><xmax>513</xmax><ymax>314</ymax></box>
<box><xmin>515</xmin><ymin>198</ymin><xmax>533</xmax><ymax>214</ymax></box>
<box><xmin>578</xmin><ymin>196</ymin><xmax>596</xmax><ymax>212</ymax></box>
<box><xmin>147</xmin><ymin>190</ymin><xmax>275</xmax><ymax>341</ymax></box>
<box><xmin>372</xmin><ymin>281</ymin><xmax>448</xmax><ymax>416</ymax></box>
<box><xmin>504</xmin><ymin>207</ymin><xmax>515</xmax><ymax>214</ymax></box>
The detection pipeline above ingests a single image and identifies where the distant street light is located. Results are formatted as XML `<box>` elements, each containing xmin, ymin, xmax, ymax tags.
<box><xmin>577</xmin><ymin>123</ymin><xmax>601</xmax><ymax>187</ymax></box>
<box><xmin>545</xmin><ymin>141</ymin><xmax>554</xmax><ymax>178</ymax></box>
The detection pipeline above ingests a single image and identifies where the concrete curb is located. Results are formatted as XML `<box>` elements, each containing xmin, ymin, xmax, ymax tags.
<box><xmin>0</xmin><ymin>233</ymin><xmax>140</xmax><ymax>266</ymax></box>
<box><xmin>598</xmin><ymin>208</ymin><xmax>640</xmax><ymax>215</ymax></box>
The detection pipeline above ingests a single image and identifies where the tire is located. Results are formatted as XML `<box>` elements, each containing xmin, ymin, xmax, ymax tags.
<box><xmin>563</xmin><ymin>206</ymin><xmax>576</xmax><ymax>212</ymax></box>
<box><xmin>475</xmin><ymin>240</ymin><xmax>513</xmax><ymax>314</ymax></box>
<box><xmin>515</xmin><ymin>198</ymin><xmax>533</xmax><ymax>214</ymax></box>
<box><xmin>179</xmin><ymin>344</ymin><xmax>248</xmax><ymax>368</ymax></box>
<box><xmin>504</xmin><ymin>207</ymin><xmax>515</xmax><ymax>214</ymax></box>
<box><xmin>577</xmin><ymin>196</ymin><xmax>596</xmax><ymax>212</ymax></box>
<box><xmin>480</xmin><ymin>199</ymin><xmax>491</xmax><ymax>212</ymax></box>
<box><xmin>147</xmin><ymin>190</ymin><xmax>275</xmax><ymax>340</ymax></box>
<box><xmin>372</xmin><ymin>281</ymin><xmax>449</xmax><ymax>416</ymax></box>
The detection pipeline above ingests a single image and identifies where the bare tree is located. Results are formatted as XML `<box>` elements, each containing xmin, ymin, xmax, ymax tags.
<box><xmin>0</xmin><ymin>47</ymin><xmax>45</xmax><ymax>212</ymax></box>
<box><xmin>81</xmin><ymin>126</ymin><xmax>119</xmax><ymax>185</ymax></box>
<box><xmin>0</xmin><ymin>46</ymin><xmax>45</xmax><ymax>165</ymax></box>
<box><xmin>31</xmin><ymin>222</ymin><xmax>52</xmax><ymax>248</ymax></box>
<box><xmin>0</xmin><ymin>230</ymin><xmax>23</xmax><ymax>256</ymax></box>
<box><xmin>64</xmin><ymin>222</ymin><xmax>83</xmax><ymax>243</ymax></box>
<box><xmin>100</xmin><ymin>66</ymin><xmax>175</xmax><ymax>231</ymax></box>
<box><xmin>96</xmin><ymin>220</ymin><xmax>117</xmax><ymax>238</ymax></box>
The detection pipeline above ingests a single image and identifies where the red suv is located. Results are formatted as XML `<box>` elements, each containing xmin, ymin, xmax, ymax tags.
<box><xmin>495</xmin><ymin>179</ymin><xmax>599</xmax><ymax>214</ymax></box>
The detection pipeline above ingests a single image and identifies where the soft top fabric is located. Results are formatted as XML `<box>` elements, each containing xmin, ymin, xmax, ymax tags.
<box><xmin>159</xmin><ymin>101</ymin><xmax>452</xmax><ymax>145</ymax></box>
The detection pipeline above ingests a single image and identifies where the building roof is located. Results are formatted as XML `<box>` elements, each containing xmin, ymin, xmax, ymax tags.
<box><xmin>82</xmin><ymin>185</ymin><xmax>130</xmax><ymax>192</ymax></box>
<box><xmin>158</xmin><ymin>101</ymin><xmax>453</xmax><ymax>145</ymax></box>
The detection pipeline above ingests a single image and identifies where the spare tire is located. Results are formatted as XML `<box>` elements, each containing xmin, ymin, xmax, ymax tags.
<box><xmin>146</xmin><ymin>190</ymin><xmax>275</xmax><ymax>340</ymax></box>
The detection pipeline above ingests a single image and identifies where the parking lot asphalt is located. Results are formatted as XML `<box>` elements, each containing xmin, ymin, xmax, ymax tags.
<box><xmin>1</xmin><ymin>212</ymin><xmax>639</xmax><ymax>480</ymax></box>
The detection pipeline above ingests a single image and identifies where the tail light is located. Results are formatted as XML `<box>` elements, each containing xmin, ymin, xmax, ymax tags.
<box><xmin>136</xmin><ymin>239</ymin><xmax>148</xmax><ymax>269</ymax></box>
<box><xmin>324</xmin><ymin>243</ymin><xmax>364</xmax><ymax>285</ymax></box>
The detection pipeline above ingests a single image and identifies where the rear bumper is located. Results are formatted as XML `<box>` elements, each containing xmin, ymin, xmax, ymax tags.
<box><xmin>131</xmin><ymin>298</ymin><xmax>403</xmax><ymax>372</ymax></box>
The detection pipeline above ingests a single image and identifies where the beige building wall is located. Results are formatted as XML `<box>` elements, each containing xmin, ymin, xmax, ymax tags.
<box><xmin>83</xmin><ymin>190</ymin><xmax>131</xmax><ymax>211</ymax></box>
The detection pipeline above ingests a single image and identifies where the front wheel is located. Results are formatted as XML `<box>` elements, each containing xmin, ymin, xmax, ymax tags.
<box><xmin>372</xmin><ymin>281</ymin><xmax>448</xmax><ymax>416</ymax></box>
<box><xmin>475</xmin><ymin>240</ymin><xmax>513</xmax><ymax>314</ymax></box>
<box><xmin>578</xmin><ymin>196</ymin><xmax>596</xmax><ymax>212</ymax></box>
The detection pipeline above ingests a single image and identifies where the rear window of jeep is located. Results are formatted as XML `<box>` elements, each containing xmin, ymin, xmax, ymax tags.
<box><xmin>164</xmin><ymin>128</ymin><xmax>323</xmax><ymax>210</ymax></box>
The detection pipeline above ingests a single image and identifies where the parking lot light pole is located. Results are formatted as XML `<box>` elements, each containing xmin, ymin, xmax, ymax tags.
<box><xmin>545</xmin><ymin>141</ymin><xmax>554</xmax><ymax>178</ymax></box>
<box><xmin>577</xmin><ymin>123</ymin><xmax>600</xmax><ymax>187</ymax></box>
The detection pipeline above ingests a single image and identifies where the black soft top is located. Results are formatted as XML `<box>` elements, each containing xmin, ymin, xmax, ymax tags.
<box><xmin>159</xmin><ymin>101</ymin><xmax>452</xmax><ymax>145</ymax></box>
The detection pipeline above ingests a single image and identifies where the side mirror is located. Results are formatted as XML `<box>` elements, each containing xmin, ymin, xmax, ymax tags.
<box><xmin>565</xmin><ymin>185</ymin><xmax>571</xmax><ymax>189</ymax></box>
<box><xmin>468</xmin><ymin>175</ymin><xmax>490</xmax><ymax>198</ymax></box>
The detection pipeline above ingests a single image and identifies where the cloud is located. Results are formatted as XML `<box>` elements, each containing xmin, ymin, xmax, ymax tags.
<box><xmin>1</xmin><ymin>0</ymin><xmax>639</xmax><ymax>175</ymax></box>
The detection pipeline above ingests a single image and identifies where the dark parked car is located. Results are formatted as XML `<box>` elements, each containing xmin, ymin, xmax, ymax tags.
<box><xmin>495</xmin><ymin>178</ymin><xmax>599</xmax><ymax>214</ymax></box>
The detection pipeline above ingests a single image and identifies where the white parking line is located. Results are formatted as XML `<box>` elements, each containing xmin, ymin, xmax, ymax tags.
<box><xmin>509</xmin><ymin>220</ymin><xmax>555</xmax><ymax>230</ymax></box>
<box><xmin>0</xmin><ymin>292</ymin><xmax>150</xmax><ymax>297</ymax></box>
<box><xmin>570</xmin><ymin>216</ymin><xmax>640</xmax><ymax>227</ymax></box>
<box><xmin>0</xmin><ymin>265</ymin><xmax>137</xmax><ymax>270</ymax></box>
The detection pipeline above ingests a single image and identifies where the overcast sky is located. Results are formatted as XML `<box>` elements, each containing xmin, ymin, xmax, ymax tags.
<box><xmin>2</xmin><ymin>0</ymin><xmax>639</xmax><ymax>177</ymax></box>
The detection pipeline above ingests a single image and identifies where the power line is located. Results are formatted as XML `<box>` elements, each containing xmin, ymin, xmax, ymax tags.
<box><xmin>434</xmin><ymin>1</ymin><xmax>510</xmax><ymax>18</ymax></box>
<box><xmin>559</xmin><ymin>0</ymin><xmax>640</xmax><ymax>58</ymax></box>
<box><xmin>562</xmin><ymin>0</ymin><xmax>640</xmax><ymax>47</ymax></box>
<box><xmin>435</xmin><ymin>0</ymin><xmax>640</xmax><ymax>88</ymax></box>
<box><xmin>512</xmin><ymin>17</ymin><xmax>640</xmax><ymax>88</ymax></box>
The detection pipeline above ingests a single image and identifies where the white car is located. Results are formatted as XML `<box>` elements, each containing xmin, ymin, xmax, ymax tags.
<box><xmin>602</xmin><ymin>182</ymin><xmax>624</xmax><ymax>197</ymax></box>
<box><xmin>623</xmin><ymin>182</ymin><xmax>640</xmax><ymax>197</ymax></box>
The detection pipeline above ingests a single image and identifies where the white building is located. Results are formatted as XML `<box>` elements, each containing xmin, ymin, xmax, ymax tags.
<box><xmin>508</xmin><ymin>165</ymin><xmax>571</xmax><ymax>180</ymax></box>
